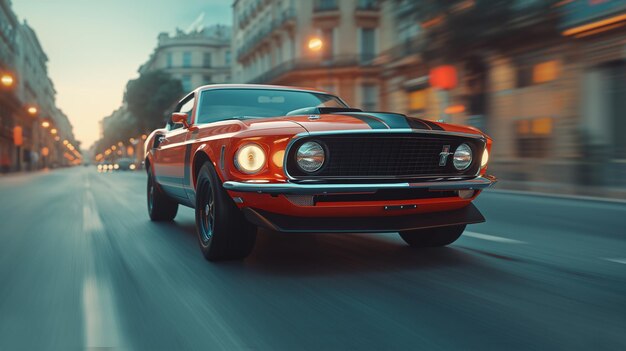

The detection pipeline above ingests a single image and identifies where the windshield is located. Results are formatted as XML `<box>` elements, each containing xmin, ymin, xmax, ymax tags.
<box><xmin>196</xmin><ymin>88</ymin><xmax>347</xmax><ymax>123</ymax></box>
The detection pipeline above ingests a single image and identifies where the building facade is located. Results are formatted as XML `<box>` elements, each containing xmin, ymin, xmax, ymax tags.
<box><xmin>139</xmin><ymin>25</ymin><xmax>233</xmax><ymax>92</ymax></box>
<box><xmin>232</xmin><ymin>0</ymin><xmax>383</xmax><ymax>110</ymax></box>
<box><xmin>378</xmin><ymin>0</ymin><xmax>626</xmax><ymax>195</ymax></box>
<box><xmin>1</xmin><ymin>2</ymin><xmax>80</xmax><ymax>171</ymax></box>
<box><xmin>0</xmin><ymin>0</ymin><xmax>21</xmax><ymax>172</ymax></box>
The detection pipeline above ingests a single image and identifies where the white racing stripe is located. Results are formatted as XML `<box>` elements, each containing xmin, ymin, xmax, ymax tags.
<box><xmin>82</xmin><ymin>189</ymin><xmax>123</xmax><ymax>349</ymax></box>
<box><xmin>464</xmin><ymin>231</ymin><xmax>526</xmax><ymax>244</ymax></box>
<box><xmin>603</xmin><ymin>258</ymin><xmax>626</xmax><ymax>265</ymax></box>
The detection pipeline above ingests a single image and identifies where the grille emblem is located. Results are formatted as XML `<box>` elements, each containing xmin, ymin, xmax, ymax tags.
<box><xmin>439</xmin><ymin>145</ymin><xmax>453</xmax><ymax>166</ymax></box>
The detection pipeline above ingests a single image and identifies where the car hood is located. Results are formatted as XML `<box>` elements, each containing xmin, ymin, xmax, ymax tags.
<box><xmin>272</xmin><ymin>112</ymin><xmax>485</xmax><ymax>136</ymax></box>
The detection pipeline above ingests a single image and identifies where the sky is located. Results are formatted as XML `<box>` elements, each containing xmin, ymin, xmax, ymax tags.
<box><xmin>12</xmin><ymin>0</ymin><xmax>232</xmax><ymax>148</ymax></box>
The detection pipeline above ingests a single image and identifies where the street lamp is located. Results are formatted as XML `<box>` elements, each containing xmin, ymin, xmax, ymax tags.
<box><xmin>50</xmin><ymin>128</ymin><xmax>57</xmax><ymax>135</ymax></box>
<box><xmin>27</xmin><ymin>106</ymin><xmax>38</xmax><ymax>116</ymax></box>
<box><xmin>308</xmin><ymin>37</ymin><xmax>323</xmax><ymax>52</ymax></box>
<box><xmin>41</xmin><ymin>121</ymin><xmax>50</xmax><ymax>128</ymax></box>
<box><xmin>1</xmin><ymin>73</ymin><xmax>14</xmax><ymax>88</ymax></box>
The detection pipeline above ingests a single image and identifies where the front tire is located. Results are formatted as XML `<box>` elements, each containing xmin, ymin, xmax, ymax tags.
<box><xmin>195</xmin><ymin>162</ymin><xmax>257</xmax><ymax>261</ymax></box>
<box><xmin>399</xmin><ymin>225</ymin><xmax>466</xmax><ymax>247</ymax></box>
<box><xmin>147</xmin><ymin>167</ymin><xmax>178</xmax><ymax>221</ymax></box>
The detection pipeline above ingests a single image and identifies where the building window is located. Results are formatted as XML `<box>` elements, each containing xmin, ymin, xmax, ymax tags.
<box><xmin>515</xmin><ymin>117</ymin><xmax>553</xmax><ymax>158</ymax></box>
<box><xmin>315</xmin><ymin>0</ymin><xmax>338</xmax><ymax>11</ymax></box>
<box><xmin>203</xmin><ymin>53</ymin><xmax>212</xmax><ymax>68</ymax></box>
<box><xmin>183</xmin><ymin>52</ymin><xmax>192</xmax><ymax>68</ymax></box>
<box><xmin>181</xmin><ymin>75</ymin><xmax>192</xmax><ymax>92</ymax></box>
<box><xmin>360</xmin><ymin>28</ymin><xmax>376</xmax><ymax>63</ymax></box>
<box><xmin>320</xmin><ymin>28</ymin><xmax>334</xmax><ymax>60</ymax></box>
<box><xmin>225</xmin><ymin>51</ymin><xmax>231</xmax><ymax>65</ymax></box>
<box><xmin>517</xmin><ymin>60</ymin><xmax>559</xmax><ymax>87</ymax></box>
<box><xmin>533</xmin><ymin>60</ymin><xmax>559</xmax><ymax>84</ymax></box>
<box><xmin>361</xmin><ymin>84</ymin><xmax>379</xmax><ymax>111</ymax></box>
<box><xmin>166</xmin><ymin>52</ymin><xmax>173</xmax><ymax>68</ymax></box>
<box><xmin>408</xmin><ymin>89</ymin><xmax>428</xmax><ymax>112</ymax></box>
<box><xmin>357</xmin><ymin>0</ymin><xmax>379</xmax><ymax>10</ymax></box>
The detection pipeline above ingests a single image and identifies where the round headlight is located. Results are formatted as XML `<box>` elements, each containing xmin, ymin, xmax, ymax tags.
<box><xmin>296</xmin><ymin>141</ymin><xmax>325</xmax><ymax>173</ymax></box>
<box><xmin>453</xmin><ymin>143</ymin><xmax>472</xmax><ymax>170</ymax></box>
<box><xmin>235</xmin><ymin>143</ymin><xmax>266</xmax><ymax>174</ymax></box>
<box><xmin>481</xmin><ymin>148</ymin><xmax>489</xmax><ymax>168</ymax></box>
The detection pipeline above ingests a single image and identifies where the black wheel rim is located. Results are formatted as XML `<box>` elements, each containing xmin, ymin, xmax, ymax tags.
<box><xmin>148</xmin><ymin>176</ymin><xmax>154</xmax><ymax>213</ymax></box>
<box><xmin>199</xmin><ymin>181</ymin><xmax>215</xmax><ymax>243</ymax></box>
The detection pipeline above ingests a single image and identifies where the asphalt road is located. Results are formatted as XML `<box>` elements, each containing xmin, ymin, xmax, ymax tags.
<box><xmin>0</xmin><ymin>167</ymin><xmax>625</xmax><ymax>350</ymax></box>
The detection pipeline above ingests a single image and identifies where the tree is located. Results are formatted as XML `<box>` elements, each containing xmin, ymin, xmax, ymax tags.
<box><xmin>124</xmin><ymin>70</ymin><xmax>184</xmax><ymax>133</ymax></box>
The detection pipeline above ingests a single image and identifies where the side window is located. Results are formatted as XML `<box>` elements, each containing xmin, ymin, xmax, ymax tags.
<box><xmin>169</xmin><ymin>94</ymin><xmax>195</xmax><ymax>130</ymax></box>
<box><xmin>180</xmin><ymin>97</ymin><xmax>195</xmax><ymax>115</ymax></box>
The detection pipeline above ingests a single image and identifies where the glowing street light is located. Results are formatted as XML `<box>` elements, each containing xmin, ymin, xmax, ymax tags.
<box><xmin>1</xmin><ymin>74</ymin><xmax>14</xmax><ymax>88</ymax></box>
<box><xmin>27</xmin><ymin>106</ymin><xmax>38</xmax><ymax>116</ymax></box>
<box><xmin>50</xmin><ymin>128</ymin><xmax>57</xmax><ymax>135</ymax></box>
<box><xmin>41</xmin><ymin>121</ymin><xmax>50</xmax><ymax>128</ymax></box>
<box><xmin>54</xmin><ymin>136</ymin><xmax>60</xmax><ymax>141</ymax></box>
<box><xmin>308</xmin><ymin>37</ymin><xmax>323</xmax><ymax>52</ymax></box>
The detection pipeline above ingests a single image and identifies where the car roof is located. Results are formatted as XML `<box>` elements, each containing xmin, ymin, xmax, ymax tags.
<box><xmin>194</xmin><ymin>84</ymin><xmax>335</xmax><ymax>96</ymax></box>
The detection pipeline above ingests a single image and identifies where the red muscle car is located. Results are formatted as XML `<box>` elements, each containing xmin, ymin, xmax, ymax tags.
<box><xmin>145</xmin><ymin>84</ymin><xmax>496</xmax><ymax>261</ymax></box>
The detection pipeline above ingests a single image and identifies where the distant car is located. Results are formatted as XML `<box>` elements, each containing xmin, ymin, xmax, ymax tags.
<box><xmin>145</xmin><ymin>84</ymin><xmax>496</xmax><ymax>261</ymax></box>
<box><xmin>116</xmin><ymin>158</ymin><xmax>136</xmax><ymax>171</ymax></box>
<box><xmin>97</xmin><ymin>162</ymin><xmax>113</xmax><ymax>172</ymax></box>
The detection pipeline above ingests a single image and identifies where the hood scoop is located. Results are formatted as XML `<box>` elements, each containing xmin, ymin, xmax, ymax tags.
<box><xmin>286</xmin><ymin>107</ymin><xmax>363</xmax><ymax>116</ymax></box>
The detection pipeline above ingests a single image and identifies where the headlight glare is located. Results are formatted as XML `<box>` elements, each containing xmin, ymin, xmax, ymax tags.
<box><xmin>296</xmin><ymin>141</ymin><xmax>325</xmax><ymax>173</ymax></box>
<box><xmin>235</xmin><ymin>143</ymin><xmax>266</xmax><ymax>174</ymax></box>
<box><xmin>453</xmin><ymin>143</ymin><xmax>472</xmax><ymax>170</ymax></box>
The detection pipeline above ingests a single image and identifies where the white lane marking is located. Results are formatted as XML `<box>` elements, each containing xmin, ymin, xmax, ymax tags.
<box><xmin>464</xmin><ymin>231</ymin><xmax>526</xmax><ymax>244</ymax></box>
<box><xmin>82</xmin><ymin>190</ymin><xmax>122</xmax><ymax>349</ymax></box>
<box><xmin>603</xmin><ymin>258</ymin><xmax>626</xmax><ymax>265</ymax></box>
<box><xmin>82</xmin><ymin>191</ymin><xmax>103</xmax><ymax>233</ymax></box>
<box><xmin>82</xmin><ymin>276</ymin><xmax>121</xmax><ymax>349</ymax></box>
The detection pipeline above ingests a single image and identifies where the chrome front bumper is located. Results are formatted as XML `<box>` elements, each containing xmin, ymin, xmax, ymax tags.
<box><xmin>223</xmin><ymin>175</ymin><xmax>497</xmax><ymax>195</ymax></box>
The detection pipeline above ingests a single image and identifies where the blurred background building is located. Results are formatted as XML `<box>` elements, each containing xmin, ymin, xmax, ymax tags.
<box><xmin>376</xmin><ymin>0</ymin><xmax>626</xmax><ymax>194</ymax></box>
<box><xmin>231</xmin><ymin>0</ymin><xmax>626</xmax><ymax>197</ymax></box>
<box><xmin>139</xmin><ymin>23</ymin><xmax>233</xmax><ymax>91</ymax></box>
<box><xmin>232</xmin><ymin>0</ymin><xmax>383</xmax><ymax>109</ymax></box>
<box><xmin>0</xmin><ymin>0</ymin><xmax>80</xmax><ymax>173</ymax></box>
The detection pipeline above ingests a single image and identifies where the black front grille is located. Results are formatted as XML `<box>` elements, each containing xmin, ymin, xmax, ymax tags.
<box><xmin>286</xmin><ymin>133</ymin><xmax>485</xmax><ymax>180</ymax></box>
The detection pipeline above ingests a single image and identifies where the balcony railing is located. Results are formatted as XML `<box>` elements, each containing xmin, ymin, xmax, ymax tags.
<box><xmin>247</xmin><ymin>54</ymin><xmax>379</xmax><ymax>84</ymax></box>
<box><xmin>237</xmin><ymin>7</ymin><xmax>295</xmax><ymax>61</ymax></box>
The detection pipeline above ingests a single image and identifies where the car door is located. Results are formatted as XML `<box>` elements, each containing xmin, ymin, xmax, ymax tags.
<box><xmin>153</xmin><ymin>93</ymin><xmax>196</xmax><ymax>201</ymax></box>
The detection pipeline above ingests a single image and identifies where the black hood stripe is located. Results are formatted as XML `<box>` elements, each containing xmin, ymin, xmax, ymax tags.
<box><xmin>405</xmin><ymin>117</ymin><xmax>432</xmax><ymax>130</ymax></box>
<box><xmin>420</xmin><ymin>119</ymin><xmax>445</xmax><ymax>131</ymax></box>
<box><xmin>336</xmin><ymin>112</ymin><xmax>445</xmax><ymax>131</ymax></box>
<box><xmin>339</xmin><ymin>113</ymin><xmax>390</xmax><ymax>129</ymax></box>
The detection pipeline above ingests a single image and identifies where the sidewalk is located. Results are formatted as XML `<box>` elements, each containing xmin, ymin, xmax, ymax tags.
<box><xmin>489</xmin><ymin>179</ymin><xmax>626</xmax><ymax>203</ymax></box>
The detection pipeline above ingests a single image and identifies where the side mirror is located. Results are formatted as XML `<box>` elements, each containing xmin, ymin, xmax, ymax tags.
<box><xmin>171</xmin><ymin>112</ymin><xmax>190</xmax><ymax>128</ymax></box>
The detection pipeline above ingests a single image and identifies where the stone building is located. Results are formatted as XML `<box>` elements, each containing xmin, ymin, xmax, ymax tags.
<box><xmin>0</xmin><ymin>0</ymin><xmax>21</xmax><ymax>172</ymax></box>
<box><xmin>378</xmin><ymin>0</ymin><xmax>626</xmax><ymax>194</ymax></box>
<box><xmin>0</xmin><ymin>1</ymin><xmax>79</xmax><ymax>171</ymax></box>
<box><xmin>139</xmin><ymin>25</ymin><xmax>233</xmax><ymax>92</ymax></box>
<box><xmin>232</xmin><ymin>0</ymin><xmax>383</xmax><ymax>110</ymax></box>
